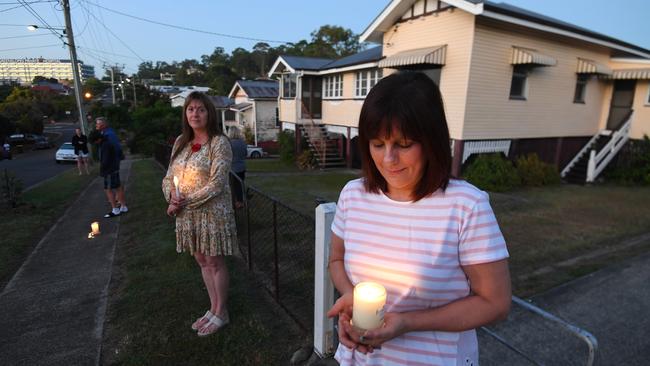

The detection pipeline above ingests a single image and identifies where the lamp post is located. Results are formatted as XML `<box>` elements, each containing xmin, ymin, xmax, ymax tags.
<box><xmin>27</xmin><ymin>2</ymin><xmax>87</xmax><ymax>136</ymax></box>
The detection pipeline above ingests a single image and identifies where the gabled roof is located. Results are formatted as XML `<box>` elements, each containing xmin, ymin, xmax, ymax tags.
<box><xmin>208</xmin><ymin>95</ymin><xmax>233</xmax><ymax>109</ymax></box>
<box><xmin>268</xmin><ymin>46</ymin><xmax>384</xmax><ymax>76</ymax></box>
<box><xmin>228</xmin><ymin>79</ymin><xmax>278</xmax><ymax>99</ymax></box>
<box><xmin>321</xmin><ymin>46</ymin><xmax>383</xmax><ymax>70</ymax></box>
<box><xmin>360</xmin><ymin>0</ymin><xmax>650</xmax><ymax>59</ymax></box>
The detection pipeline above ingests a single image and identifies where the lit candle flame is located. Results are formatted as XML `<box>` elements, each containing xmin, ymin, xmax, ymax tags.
<box><xmin>91</xmin><ymin>221</ymin><xmax>100</xmax><ymax>235</ymax></box>
<box><xmin>173</xmin><ymin>176</ymin><xmax>180</xmax><ymax>198</ymax></box>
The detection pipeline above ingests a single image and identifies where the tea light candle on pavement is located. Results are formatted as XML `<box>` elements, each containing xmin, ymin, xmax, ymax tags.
<box><xmin>352</xmin><ymin>282</ymin><xmax>386</xmax><ymax>331</ymax></box>
<box><xmin>173</xmin><ymin>176</ymin><xmax>180</xmax><ymax>198</ymax></box>
<box><xmin>91</xmin><ymin>221</ymin><xmax>100</xmax><ymax>235</ymax></box>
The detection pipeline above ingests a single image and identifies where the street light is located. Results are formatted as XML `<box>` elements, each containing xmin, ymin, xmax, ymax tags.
<box><xmin>27</xmin><ymin>24</ymin><xmax>66</xmax><ymax>34</ymax></box>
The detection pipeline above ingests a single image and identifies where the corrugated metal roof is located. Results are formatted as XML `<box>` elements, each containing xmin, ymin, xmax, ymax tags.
<box><xmin>237</xmin><ymin>80</ymin><xmax>278</xmax><ymax>98</ymax></box>
<box><xmin>208</xmin><ymin>95</ymin><xmax>233</xmax><ymax>108</ymax></box>
<box><xmin>483</xmin><ymin>1</ymin><xmax>650</xmax><ymax>56</ymax></box>
<box><xmin>280</xmin><ymin>56</ymin><xmax>334</xmax><ymax>70</ymax></box>
<box><xmin>322</xmin><ymin>46</ymin><xmax>383</xmax><ymax>69</ymax></box>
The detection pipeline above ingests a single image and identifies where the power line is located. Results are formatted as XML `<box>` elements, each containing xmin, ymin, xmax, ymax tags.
<box><xmin>76</xmin><ymin>44</ymin><xmax>142</xmax><ymax>60</ymax></box>
<box><xmin>17</xmin><ymin>0</ymin><xmax>65</xmax><ymax>42</ymax></box>
<box><xmin>76</xmin><ymin>0</ymin><xmax>145</xmax><ymax>62</ymax></box>
<box><xmin>0</xmin><ymin>43</ymin><xmax>61</xmax><ymax>51</ymax></box>
<box><xmin>0</xmin><ymin>33</ymin><xmax>49</xmax><ymax>40</ymax></box>
<box><xmin>80</xmin><ymin>0</ymin><xmax>292</xmax><ymax>44</ymax></box>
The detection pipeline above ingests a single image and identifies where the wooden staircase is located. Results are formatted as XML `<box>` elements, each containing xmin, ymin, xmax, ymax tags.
<box><xmin>563</xmin><ymin>135</ymin><xmax>611</xmax><ymax>184</ymax></box>
<box><xmin>299</xmin><ymin>103</ymin><xmax>345</xmax><ymax>169</ymax></box>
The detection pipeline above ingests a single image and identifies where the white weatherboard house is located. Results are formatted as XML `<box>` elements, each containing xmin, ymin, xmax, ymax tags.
<box><xmin>269</xmin><ymin>0</ymin><xmax>650</xmax><ymax>182</ymax></box>
<box><xmin>227</xmin><ymin>79</ymin><xmax>280</xmax><ymax>145</ymax></box>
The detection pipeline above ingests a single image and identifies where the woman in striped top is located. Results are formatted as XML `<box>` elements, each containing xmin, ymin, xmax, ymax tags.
<box><xmin>327</xmin><ymin>72</ymin><xmax>511</xmax><ymax>366</ymax></box>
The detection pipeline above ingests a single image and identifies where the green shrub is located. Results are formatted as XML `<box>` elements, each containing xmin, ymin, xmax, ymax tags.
<box><xmin>464</xmin><ymin>153</ymin><xmax>521</xmax><ymax>192</ymax></box>
<box><xmin>1</xmin><ymin>169</ymin><xmax>23</xmax><ymax>208</ymax></box>
<box><xmin>296</xmin><ymin>150</ymin><xmax>317</xmax><ymax>170</ymax></box>
<box><xmin>515</xmin><ymin>153</ymin><xmax>560</xmax><ymax>186</ymax></box>
<box><xmin>277</xmin><ymin>129</ymin><xmax>295</xmax><ymax>163</ymax></box>
<box><xmin>606</xmin><ymin>136</ymin><xmax>650</xmax><ymax>185</ymax></box>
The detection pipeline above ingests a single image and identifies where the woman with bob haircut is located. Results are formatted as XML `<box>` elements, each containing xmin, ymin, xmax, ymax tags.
<box><xmin>162</xmin><ymin>91</ymin><xmax>237</xmax><ymax>337</ymax></box>
<box><xmin>327</xmin><ymin>72</ymin><xmax>511</xmax><ymax>365</ymax></box>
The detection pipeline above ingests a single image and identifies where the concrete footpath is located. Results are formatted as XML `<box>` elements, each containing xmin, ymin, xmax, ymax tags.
<box><xmin>479</xmin><ymin>244</ymin><xmax>650</xmax><ymax>365</ymax></box>
<box><xmin>0</xmin><ymin>160</ymin><xmax>132</xmax><ymax>366</ymax></box>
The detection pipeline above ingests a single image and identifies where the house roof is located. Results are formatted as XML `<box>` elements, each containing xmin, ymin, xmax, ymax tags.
<box><xmin>230</xmin><ymin>80</ymin><xmax>279</xmax><ymax>99</ymax></box>
<box><xmin>208</xmin><ymin>95</ymin><xmax>233</xmax><ymax>109</ymax></box>
<box><xmin>280</xmin><ymin>56</ymin><xmax>334</xmax><ymax>71</ymax></box>
<box><xmin>230</xmin><ymin>102</ymin><xmax>253</xmax><ymax>112</ymax></box>
<box><xmin>321</xmin><ymin>46</ymin><xmax>384</xmax><ymax>70</ymax></box>
<box><xmin>360</xmin><ymin>0</ymin><xmax>650</xmax><ymax>59</ymax></box>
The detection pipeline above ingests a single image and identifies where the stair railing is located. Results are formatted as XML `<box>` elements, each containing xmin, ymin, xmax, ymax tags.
<box><xmin>300</xmin><ymin>101</ymin><xmax>328</xmax><ymax>167</ymax></box>
<box><xmin>561</xmin><ymin>133</ymin><xmax>600</xmax><ymax>178</ymax></box>
<box><xmin>586</xmin><ymin>111</ymin><xmax>633</xmax><ymax>182</ymax></box>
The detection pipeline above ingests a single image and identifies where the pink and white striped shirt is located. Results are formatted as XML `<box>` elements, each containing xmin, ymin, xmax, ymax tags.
<box><xmin>332</xmin><ymin>178</ymin><xmax>509</xmax><ymax>366</ymax></box>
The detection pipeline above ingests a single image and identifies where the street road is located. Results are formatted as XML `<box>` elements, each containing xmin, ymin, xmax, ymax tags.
<box><xmin>0</xmin><ymin>122</ymin><xmax>80</xmax><ymax>189</ymax></box>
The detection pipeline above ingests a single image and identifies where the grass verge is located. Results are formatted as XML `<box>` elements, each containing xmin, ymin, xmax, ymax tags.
<box><xmin>246</xmin><ymin>170</ymin><xmax>650</xmax><ymax>297</ymax></box>
<box><xmin>101</xmin><ymin>159</ymin><xmax>306</xmax><ymax>366</ymax></box>
<box><xmin>0</xmin><ymin>167</ymin><xmax>95</xmax><ymax>289</ymax></box>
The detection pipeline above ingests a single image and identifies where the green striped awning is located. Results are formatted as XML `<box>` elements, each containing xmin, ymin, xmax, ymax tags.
<box><xmin>511</xmin><ymin>47</ymin><xmax>557</xmax><ymax>66</ymax></box>
<box><xmin>576</xmin><ymin>58</ymin><xmax>612</xmax><ymax>75</ymax></box>
<box><xmin>378</xmin><ymin>45</ymin><xmax>447</xmax><ymax>68</ymax></box>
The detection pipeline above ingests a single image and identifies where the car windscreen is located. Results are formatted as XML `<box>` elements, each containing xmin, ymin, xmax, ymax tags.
<box><xmin>60</xmin><ymin>144</ymin><xmax>74</xmax><ymax>150</ymax></box>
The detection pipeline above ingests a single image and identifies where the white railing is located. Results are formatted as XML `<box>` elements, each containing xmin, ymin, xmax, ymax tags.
<box><xmin>314</xmin><ymin>203</ymin><xmax>337</xmax><ymax>357</ymax></box>
<box><xmin>462</xmin><ymin>140</ymin><xmax>511</xmax><ymax>163</ymax></box>
<box><xmin>586</xmin><ymin>112</ymin><xmax>633</xmax><ymax>182</ymax></box>
<box><xmin>560</xmin><ymin>133</ymin><xmax>600</xmax><ymax>178</ymax></box>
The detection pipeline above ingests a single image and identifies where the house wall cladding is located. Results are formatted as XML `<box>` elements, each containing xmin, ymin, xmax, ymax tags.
<box><xmin>322</xmin><ymin>73</ymin><xmax>364</xmax><ymax>127</ymax></box>
<box><xmin>255</xmin><ymin>100</ymin><xmax>280</xmax><ymax>141</ymax></box>
<box><xmin>279</xmin><ymin>98</ymin><xmax>297</xmax><ymax>123</ymax></box>
<box><xmin>382</xmin><ymin>8</ymin><xmax>476</xmax><ymax>140</ymax></box>
<box><xmin>464</xmin><ymin>18</ymin><xmax>611</xmax><ymax>141</ymax></box>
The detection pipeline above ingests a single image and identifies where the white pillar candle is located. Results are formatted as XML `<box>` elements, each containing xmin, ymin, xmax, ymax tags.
<box><xmin>173</xmin><ymin>176</ymin><xmax>180</xmax><ymax>198</ymax></box>
<box><xmin>91</xmin><ymin>222</ymin><xmax>100</xmax><ymax>235</ymax></box>
<box><xmin>352</xmin><ymin>282</ymin><xmax>386</xmax><ymax>331</ymax></box>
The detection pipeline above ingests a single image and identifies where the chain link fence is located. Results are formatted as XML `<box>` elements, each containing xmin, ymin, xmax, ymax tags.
<box><xmin>155</xmin><ymin>142</ymin><xmax>316</xmax><ymax>331</ymax></box>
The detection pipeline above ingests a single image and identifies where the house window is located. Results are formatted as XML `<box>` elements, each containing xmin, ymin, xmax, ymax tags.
<box><xmin>509</xmin><ymin>65</ymin><xmax>528</xmax><ymax>100</ymax></box>
<box><xmin>574</xmin><ymin>74</ymin><xmax>588</xmax><ymax>103</ymax></box>
<box><xmin>324</xmin><ymin>74</ymin><xmax>343</xmax><ymax>98</ymax></box>
<box><xmin>646</xmin><ymin>83</ymin><xmax>650</xmax><ymax>105</ymax></box>
<box><xmin>355</xmin><ymin>69</ymin><xmax>383</xmax><ymax>97</ymax></box>
<box><xmin>282</xmin><ymin>73</ymin><xmax>296</xmax><ymax>98</ymax></box>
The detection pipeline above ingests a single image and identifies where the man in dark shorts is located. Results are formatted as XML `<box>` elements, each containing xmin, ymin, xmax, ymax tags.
<box><xmin>89</xmin><ymin>130</ymin><xmax>125</xmax><ymax>218</ymax></box>
<box><xmin>94</xmin><ymin>117</ymin><xmax>128</xmax><ymax>216</ymax></box>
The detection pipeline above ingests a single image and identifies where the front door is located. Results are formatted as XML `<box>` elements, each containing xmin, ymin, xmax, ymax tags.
<box><xmin>606</xmin><ymin>80</ymin><xmax>635</xmax><ymax>130</ymax></box>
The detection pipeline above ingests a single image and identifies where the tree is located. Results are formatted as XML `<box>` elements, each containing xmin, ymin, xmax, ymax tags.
<box><xmin>309</xmin><ymin>25</ymin><xmax>362</xmax><ymax>58</ymax></box>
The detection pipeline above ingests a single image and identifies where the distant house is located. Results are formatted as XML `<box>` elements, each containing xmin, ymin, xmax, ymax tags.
<box><xmin>269</xmin><ymin>0</ymin><xmax>650</xmax><ymax>182</ymax></box>
<box><xmin>169</xmin><ymin>87</ymin><xmax>213</xmax><ymax>108</ymax></box>
<box><xmin>227</xmin><ymin>79</ymin><xmax>279</xmax><ymax>145</ymax></box>
<box><xmin>31</xmin><ymin>81</ymin><xmax>71</xmax><ymax>95</ymax></box>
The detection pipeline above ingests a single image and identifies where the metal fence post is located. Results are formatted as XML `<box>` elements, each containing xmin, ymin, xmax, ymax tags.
<box><xmin>314</xmin><ymin>202</ymin><xmax>337</xmax><ymax>357</ymax></box>
<box><xmin>273</xmin><ymin>200</ymin><xmax>279</xmax><ymax>301</ymax></box>
<box><xmin>246</xmin><ymin>198</ymin><xmax>252</xmax><ymax>270</ymax></box>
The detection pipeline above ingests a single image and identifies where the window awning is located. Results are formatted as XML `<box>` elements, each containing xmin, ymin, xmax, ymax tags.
<box><xmin>606</xmin><ymin>68</ymin><xmax>650</xmax><ymax>80</ymax></box>
<box><xmin>378</xmin><ymin>45</ymin><xmax>447</xmax><ymax>68</ymax></box>
<box><xmin>576</xmin><ymin>58</ymin><xmax>612</xmax><ymax>75</ymax></box>
<box><xmin>511</xmin><ymin>47</ymin><xmax>557</xmax><ymax>66</ymax></box>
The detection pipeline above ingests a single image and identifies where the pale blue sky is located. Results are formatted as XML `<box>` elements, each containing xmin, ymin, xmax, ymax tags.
<box><xmin>1</xmin><ymin>0</ymin><xmax>649</xmax><ymax>76</ymax></box>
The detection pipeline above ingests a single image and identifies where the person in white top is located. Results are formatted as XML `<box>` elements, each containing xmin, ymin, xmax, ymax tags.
<box><xmin>327</xmin><ymin>72</ymin><xmax>511</xmax><ymax>366</ymax></box>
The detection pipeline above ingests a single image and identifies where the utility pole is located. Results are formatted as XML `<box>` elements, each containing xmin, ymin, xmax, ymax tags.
<box><xmin>119</xmin><ymin>76</ymin><xmax>125</xmax><ymax>101</ymax></box>
<box><xmin>105</xmin><ymin>65</ymin><xmax>116</xmax><ymax>105</ymax></box>
<box><xmin>62</xmin><ymin>0</ymin><xmax>86</xmax><ymax>134</ymax></box>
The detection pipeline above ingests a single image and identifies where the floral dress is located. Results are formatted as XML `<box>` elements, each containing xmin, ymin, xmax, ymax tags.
<box><xmin>162</xmin><ymin>135</ymin><xmax>237</xmax><ymax>256</ymax></box>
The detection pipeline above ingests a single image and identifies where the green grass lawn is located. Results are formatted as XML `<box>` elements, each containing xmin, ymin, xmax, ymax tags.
<box><xmin>246</xmin><ymin>158</ymin><xmax>300</xmax><ymax>173</ymax></box>
<box><xmin>102</xmin><ymin>160</ymin><xmax>306</xmax><ymax>366</ymax></box>
<box><xmin>246</xmin><ymin>168</ymin><xmax>650</xmax><ymax>296</ymax></box>
<box><xmin>0</xmin><ymin>166</ymin><xmax>95</xmax><ymax>288</ymax></box>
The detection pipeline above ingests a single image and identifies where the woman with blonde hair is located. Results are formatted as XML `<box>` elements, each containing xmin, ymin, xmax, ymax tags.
<box><xmin>162</xmin><ymin>91</ymin><xmax>237</xmax><ymax>336</ymax></box>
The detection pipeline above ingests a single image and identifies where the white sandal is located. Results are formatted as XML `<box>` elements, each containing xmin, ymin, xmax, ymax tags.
<box><xmin>191</xmin><ymin>310</ymin><xmax>214</xmax><ymax>331</ymax></box>
<box><xmin>197</xmin><ymin>312</ymin><xmax>229</xmax><ymax>337</ymax></box>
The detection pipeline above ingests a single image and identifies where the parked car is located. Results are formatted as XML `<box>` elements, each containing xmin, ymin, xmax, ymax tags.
<box><xmin>0</xmin><ymin>143</ymin><xmax>11</xmax><ymax>160</ymax></box>
<box><xmin>246</xmin><ymin>145</ymin><xmax>264</xmax><ymax>159</ymax></box>
<box><xmin>8</xmin><ymin>133</ymin><xmax>37</xmax><ymax>146</ymax></box>
<box><xmin>55</xmin><ymin>142</ymin><xmax>77</xmax><ymax>163</ymax></box>
<box><xmin>34</xmin><ymin>135</ymin><xmax>53</xmax><ymax>149</ymax></box>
